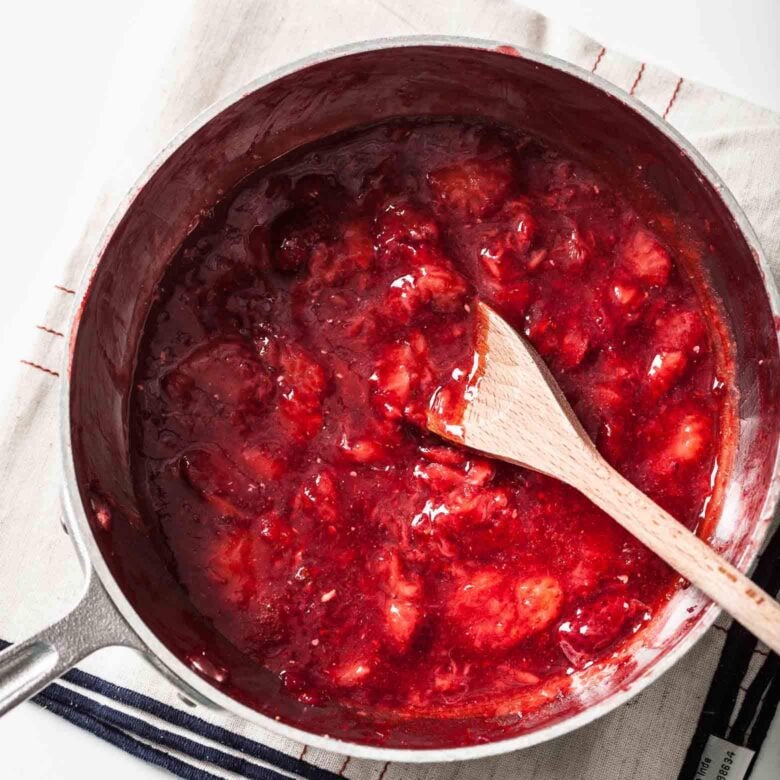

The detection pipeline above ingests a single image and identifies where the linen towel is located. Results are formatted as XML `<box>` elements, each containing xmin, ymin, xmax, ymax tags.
<box><xmin>1</xmin><ymin>2</ymin><xmax>779</xmax><ymax>778</ymax></box>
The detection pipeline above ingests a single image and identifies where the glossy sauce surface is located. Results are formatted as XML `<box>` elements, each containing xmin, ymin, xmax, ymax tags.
<box><xmin>131</xmin><ymin>119</ymin><xmax>728</xmax><ymax>717</ymax></box>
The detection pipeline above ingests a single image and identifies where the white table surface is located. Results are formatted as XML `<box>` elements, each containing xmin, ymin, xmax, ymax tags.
<box><xmin>1</xmin><ymin>1</ymin><xmax>778</xmax><ymax>777</ymax></box>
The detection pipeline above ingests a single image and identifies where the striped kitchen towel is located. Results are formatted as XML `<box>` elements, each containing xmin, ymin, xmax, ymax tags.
<box><xmin>1</xmin><ymin>2</ymin><xmax>779</xmax><ymax>779</ymax></box>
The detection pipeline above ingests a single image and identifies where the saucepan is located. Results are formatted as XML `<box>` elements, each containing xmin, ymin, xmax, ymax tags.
<box><xmin>1</xmin><ymin>37</ymin><xmax>778</xmax><ymax>762</ymax></box>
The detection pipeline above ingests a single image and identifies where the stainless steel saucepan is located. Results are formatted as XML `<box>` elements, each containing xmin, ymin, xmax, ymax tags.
<box><xmin>1</xmin><ymin>38</ymin><xmax>778</xmax><ymax>762</ymax></box>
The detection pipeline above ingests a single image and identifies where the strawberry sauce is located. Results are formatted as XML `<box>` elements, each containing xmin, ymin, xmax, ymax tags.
<box><xmin>131</xmin><ymin>119</ymin><xmax>730</xmax><ymax>718</ymax></box>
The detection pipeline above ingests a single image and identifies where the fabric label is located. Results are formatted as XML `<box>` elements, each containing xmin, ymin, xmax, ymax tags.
<box><xmin>694</xmin><ymin>735</ymin><xmax>755</xmax><ymax>780</ymax></box>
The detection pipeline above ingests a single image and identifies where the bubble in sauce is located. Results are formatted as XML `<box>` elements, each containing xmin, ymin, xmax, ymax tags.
<box><xmin>89</xmin><ymin>495</ymin><xmax>112</xmax><ymax>531</ymax></box>
<box><xmin>186</xmin><ymin>650</ymin><xmax>229</xmax><ymax>684</ymax></box>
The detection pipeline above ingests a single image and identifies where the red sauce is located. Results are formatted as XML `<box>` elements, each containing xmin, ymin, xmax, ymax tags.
<box><xmin>131</xmin><ymin>119</ymin><xmax>729</xmax><ymax>718</ymax></box>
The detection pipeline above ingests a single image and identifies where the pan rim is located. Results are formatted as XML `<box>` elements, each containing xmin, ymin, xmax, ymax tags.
<box><xmin>59</xmin><ymin>34</ymin><xmax>780</xmax><ymax>762</ymax></box>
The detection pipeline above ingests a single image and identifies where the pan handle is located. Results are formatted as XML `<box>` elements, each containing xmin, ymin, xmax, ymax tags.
<box><xmin>0</xmin><ymin>574</ymin><xmax>141</xmax><ymax>717</ymax></box>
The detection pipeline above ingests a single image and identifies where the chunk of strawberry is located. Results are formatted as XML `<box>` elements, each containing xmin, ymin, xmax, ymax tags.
<box><xmin>505</xmin><ymin>668</ymin><xmax>541</xmax><ymax>687</ymax></box>
<box><xmin>568</xmin><ymin>565</ymin><xmax>602</xmax><ymax>599</ymax></box>
<box><xmin>413</xmin><ymin>460</ymin><xmax>466</xmax><ymax>490</ymax></box>
<box><xmin>376</xmin><ymin>201</ymin><xmax>439</xmax><ymax>250</ymax></box>
<box><xmin>292</xmin><ymin>468</ymin><xmax>340</xmax><ymax>526</ymax></box>
<box><xmin>428</xmin><ymin>156</ymin><xmax>515</xmax><ymax>219</ymax></box>
<box><xmin>558</xmin><ymin>589</ymin><xmax>648</xmax><ymax>666</ymax></box>
<box><xmin>645</xmin><ymin>350</ymin><xmax>687</xmax><ymax>400</ymax></box>
<box><xmin>277</xmin><ymin>344</ymin><xmax>327</xmax><ymax>439</ymax></box>
<box><xmin>384</xmin><ymin>274</ymin><xmax>420</xmax><ymax>323</ymax></box>
<box><xmin>341</xmin><ymin>309</ymin><xmax>379</xmax><ymax>344</ymax></box>
<box><xmin>447</xmin><ymin>569</ymin><xmax>563</xmax><ymax>651</ymax></box>
<box><xmin>653</xmin><ymin>307</ymin><xmax>707</xmax><ymax>354</ymax></box>
<box><xmin>608</xmin><ymin>269</ymin><xmax>648</xmax><ymax>317</ymax></box>
<box><xmin>386</xmin><ymin>597</ymin><xmax>419</xmax><ymax>649</ymax></box>
<box><xmin>436</xmin><ymin>486</ymin><xmax>513</xmax><ymax>542</ymax></box>
<box><xmin>503</xmin><ymin>199</ymin><xmax>537</xmax><ymax>255</ymax></box>
<box><xmin>621</xmin><ymin>228</ymin><xmax>671</xmax><ymax>286</ymax></box>
<box><xmin>240</xmin><ymin>448</ymin><xmax>286</xmax><ymax>482</ymax></box>
<box><xmin>432</xmin><ymin>659</ymin><xmax>472</xmax><ymax>693</ymax></box>
<box><xmin>415</xmin><ymin>262</ymin><xmax>469</xmax><ymax>313</ymax></box>
<box><xmin>523</xmin><ymin>300</ymin><xmax>557</xmax><ymax>356</ymax></box>
<box><xmin>524</xmin><ymin>301</ymin><xmax>592</xmax><ymax>369</ymax></box>
<box><xmin>464</xmin><ymin>458</ymin><xmax>495</xmax><ymax>486</ymax></box>
<box><xmin>203</xmin><ymin>514</ymin><xmax>285</xmax><ymax>614</ymax></box>
<box><xmin>181</xmin><ymin>447</ymin><xmax>257</xmax><ymax>517</ymax></box>
<box><xmin>515</xmin><ymin>575</ymin><xmax>565</xmax><ymax>636</ymax></box>
<box><xmin>527</xmin><ymin>248</ymin><xmax>548</xmax><ymax>271</ymax></box>
<box><xmin>338</xmin><ymin>434</ymin><xmax>388</xmax><ymax>464</ymax></box>
<box><xmin>415</xmin><ymin>450</ymin><xmax>495</xmax><ymax>493</ymax></box>
<box><xmin>254</xmin><ymin>332</ymin><xmax>281</xmax><ymax>366</ymax></box>
<box><xmin>206</xmin><ymin>529</ymin><xmax>251</xmax><ymax>586</ymax></box>
<box><xmin>665</xmin><ymin>411</ymin><xmax>711</xmax><ymax>464</ymax></box>
<box><xmin>164</xmin><ymin>340</ymin><xmax>271</xmax><ymax>408</ymax></box>
<box><xmin>370</xmin><ymin>344</ymin><xmax>412</xmax><ymax>419</ymax></box>
<box><xmin>574</xmin><ymin>352</ymin><xmax>639</xmax><ymax>462</ymax></box>
<box><xmin>448</xmin><ymin>570</ymin><xmax>518</xmax><ymax>650</ymax></box>
<box><xmin>256</xmin><ymin>511</ymin><xmax>293</xmax><ymax>547</ymax></box>
<box><xmin>370</xmin><ymin>340</ymin><xmax>433</xmax><ymax>423</ymax></box>
<box><xmin>418</xmin><ymin>444</ymin><xmax>467</xmax><ymax>466</ymax></box>
<box><xmin>270</xmin><ymin>207</ymin><xmax>327</xmax><ymax>272</ymax></box>
<box><xmin>371</xmin><ymin>417</ymin><xmax>405</xmax><ymax>448</ymax></box>
<box><xmin>477</xmin><ymin>202</ymin><xmax>536</xmax><ymax>281</ymax></box>
<box><xmin>339</xmin><ymin>218</ymin><xmax>375</xmax><ymax>269</ymax></box>
<box><xmin>205</xmin><ymin>529</ymin><xmax>256</xmax><ymax>607</ymax></box>
<box><xmin>549</xmin><ymin>226</ymin><xmax>591</xmax><ymax>270</ymax></box>
<box><xmin>427</xmin><ymin>382</ymin><xmax>461</xmax><ymax>434</ymax></box>
<box><xmin>408</xmin><ymin>328</ymin><xmax>430</xmax><ymax>358</ymax></box>
<box><xmin>384</xmin><ymin>250</ymin><xmax>468</xmax><ymax>322</ymax></box>
<box><xmin>645</xmin><ymin>403</ymin><xmax>713</xmax><ymax>475</ymax></box>
<box><xmin>304</xmin><ymin>243</ymin><xmax>351</xmax><ymax>287</ymax></box>
<box><xmin>559</xmin><ymin>326</ymin><xmax>590</xmax><ymax>369</ymax></box>
<box><xmin>306</xmin><ymin>219</ymin><xmax>375</xmax><ymax>286</ymax></box>
<box><xmin>379</xmin><ymin>552</ymin><xmax>422</xmax><ymax>650</ymax></box>
<box><xmin>413</xmin><ymin>453</ymin><xmax>466</xmax><ymax>485</ymax></box>
<box><xmin>479</xmin><ymin>236</ymin><xmax>517</xmax><ymax>281</ymax></box>
<box><xmin>330</xmin><ymin>658</ymin><xmax>374</xmax><ymax>687</ymax></box>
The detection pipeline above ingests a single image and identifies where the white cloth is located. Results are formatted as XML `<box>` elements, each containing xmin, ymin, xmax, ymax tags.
<box><xmin>1</xmin><ymin>2</ymin><xmax>779</xmax><ymax>778</ymax></box>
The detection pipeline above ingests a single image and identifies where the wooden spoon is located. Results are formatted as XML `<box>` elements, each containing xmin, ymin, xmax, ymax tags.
<box><xmin>428</xmin><ymin>301</ymin><xmax>780</xmax><ymax>653</ymax></box>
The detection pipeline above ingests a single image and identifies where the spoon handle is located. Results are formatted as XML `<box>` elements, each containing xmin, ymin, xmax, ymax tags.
<box><xmin>573</xmin><ymin>458</ymin><xmax>780</xmax><ymax>654</ymax></box>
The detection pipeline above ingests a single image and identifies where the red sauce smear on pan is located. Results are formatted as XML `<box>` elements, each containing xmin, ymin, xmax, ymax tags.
<box><xmin>131</xmin><ymin>119</ymin><xmax>730</xmax><ymax>717</ymax></box>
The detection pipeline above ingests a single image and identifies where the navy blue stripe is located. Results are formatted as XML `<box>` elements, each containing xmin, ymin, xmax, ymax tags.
<box><xmin>40</xmin><ymin>682</ymin><xmax>289</xmax><ymax>780</ymax></box>
<box><xmin>677</xmin><ymin>520</ymin><xmax>780</xmax><ymax>780</ymax></box>
<box><xmin>747</xmin><ymin>669</ymin><xmax>780</xmax><ymax>753</ymax></box>
<box><xmin>728</xmin><ymin>653</ymin><xmax>779</xmax><ymax>745</ymax></box>
<box><xmin>58</xmin><ymin>665</ymin><xmax>339</xmax><ymax>780</ymax></box>
<box><xmin>0</xmin><ymin>638</ymin><xmax>339</xmax><ymax>780</ymax></box>
<box><xmin>33</xmin><ymin>689</ymin><xmax>223</xmax><ymax>780</ymax></box>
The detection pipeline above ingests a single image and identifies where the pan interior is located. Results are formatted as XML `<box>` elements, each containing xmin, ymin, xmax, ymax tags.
<box><xmin>68</xmin><ymin>44</ymin><xmax>780</xmax><ymax>749</ymax></box>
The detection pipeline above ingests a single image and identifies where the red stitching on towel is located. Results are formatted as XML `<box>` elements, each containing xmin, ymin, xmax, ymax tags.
<box><xmin>339</xmin><ymin>756</ymin><xmax>351</xmax><ymax>775</ymax></box>
<box><xmin>299</xmin><ymin>745</ymin><xmax>308</xmax><ymax>760</ymax></box>
<box><xmin>663</xmin><ymin>77</ymin><xmax>684</xmax><ymax>119</ymax></box>
<box><xmin>377</xmin><ymin>762</ymin><xmax>390</xmax><ymax>780</ymax></box>
<box><xmin>591</xmin><ymin>46</ymin><xmax>606</xmax><ymax>73</ymax></box>
<box><xmin>629</xmin><ymin>63</ymin><xmax>646</xmax><ymax>96</ymax></box>
<box><xmin>37</xmin><ymin>325</ymin><xmax>64</xmax><ymax>337</ymax></box>
<box><xmin>55</xmin><ymin>284</ymin><xmax>76</xmax><ymax>295</ymax></box>
<box><xmin>20</xmin><ymin>360</ymin><xmax>59</xmax><ymax>377</ymax></box>
<box><xmin>753</xmin><ymin>647</ymin><xmax>769</xmax><ymax>658</ymax></box>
